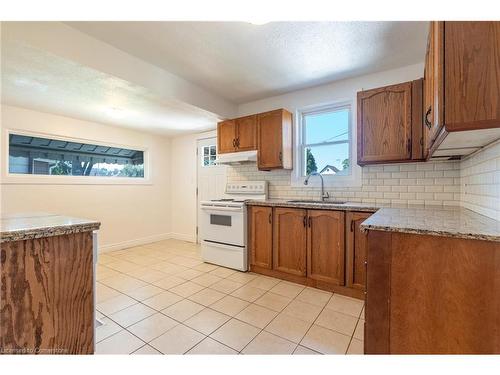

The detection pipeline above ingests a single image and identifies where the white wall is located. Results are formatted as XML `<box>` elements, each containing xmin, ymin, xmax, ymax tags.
<box><xmin>169</xmin><ymin>130</ymin><xmax>217</xmax><ymax>242</ymax></box>
<box><xmin>1</xmin><ymin>105</ymin><xmax>172</xmax><ymax>251</ymax></box>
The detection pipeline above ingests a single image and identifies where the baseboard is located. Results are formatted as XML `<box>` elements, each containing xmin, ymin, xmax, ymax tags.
<box><xmin>99</xmin><ymin>232</ymin><xmax>180</xmax><ymax>253</ymax></box>
<box><xmin>168</xmin><ymin>232</ymin><xmax>197</xmax><ymax>243</ymax></box>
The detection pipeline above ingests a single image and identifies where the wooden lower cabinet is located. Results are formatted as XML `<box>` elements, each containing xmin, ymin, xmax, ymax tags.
<box><xmin>365</xmin><ymin>230</ymin><xmax>500</xmax><ymax>354</ymax></box>
<box><xmin>307</xmin><ymin>210</ymin><xmax>345</xmax><ymax>286</ymax></box>
<box><xmin>248</xmin><ymin>206</ymin><xmax>273</xmax><ymax>269</ymax></box>
<box><xmin>346</xmin><ymin>211</ymin><xmax>371</xmax><ymax>291</ymax></box>
<box><xmin>273</xmin><ymin>207</ymin><xmax>307</xmax><ymax>276</ymax></box>
<box><xmin>248</xmin><ymin>205</ymin><xmax>370</xmax><ymax>299</ymax></box>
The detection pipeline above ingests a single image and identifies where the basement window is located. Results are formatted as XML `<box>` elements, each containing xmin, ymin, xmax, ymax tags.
<box><xmin>8</xmin><ymin>133</ymin><xmax>145</xmax><ymax>178</ymax></box>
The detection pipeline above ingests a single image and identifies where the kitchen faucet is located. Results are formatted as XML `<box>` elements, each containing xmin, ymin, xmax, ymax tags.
<box><xmin>304</xmin><ymin>172</ymin><xmax>329</xmax><ymax>201</ymax></box>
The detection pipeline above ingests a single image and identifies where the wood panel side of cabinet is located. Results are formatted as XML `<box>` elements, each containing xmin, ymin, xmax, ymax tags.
<box><xmin>272</xmin><ymin>207</ymin><xmax>307</xmax><ymax>276</ymax></box>
<box><xmin>0</xmin><ymin>232</ymin><xmax>94</xmax><ymax>354</ymax></box>
<box><xmin>411</xmin><ymin>79</ymin><xmax>424</xmax><ymax>160</ymax></box>
<box><xmin>248</xmin><ymin>206</ymin><xmax>273</xmax><ymax>269</ymax></box>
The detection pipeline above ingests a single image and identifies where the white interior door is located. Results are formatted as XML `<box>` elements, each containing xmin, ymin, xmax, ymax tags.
<box><xmin>196</xmin><ymin>137</ymin><xmax>227</xmax><ymax>243</ymax></box>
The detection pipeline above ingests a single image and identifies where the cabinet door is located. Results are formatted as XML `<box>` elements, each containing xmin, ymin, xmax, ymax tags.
<box><xmin>217</xmin><ymin>120</ymin><xmax>236</xmax><ymax>154</ymax></box>
<box><xmin>236</xmin><ymin>115</ymin><xmax>257</xmax><ymax>151</ymax></box>
<box><xmin>444</xmin><ymin>21</ymin><xmax>500</xmax><ymax>131</ymax></box>
<box><xmin>307</xmin><ymin>210</ymin><xmax>345</xmax><ymax>285</ymax></box>
<box><xmin>273</xmin><ymin>207</ymin><xmax>307</xmax><ymax>276</ymax></box>
<box><xmin>249</xmin><ymin>206</ymin><xmax>273</xmax><ymax>269</ymax></box>
<box><xmin>346</xmin><ymin>211</ymin><xmax>371</xmax><ymax>291</ymax></box>
<box><xmin>357</xmin><ymin>82</ymin><xmax>412</xmax><ymax>164</ymax></box>
<box><xmin>257</xmin><ymin>110</ymin><xmax>283</xmax><ymax>170</ymax></box>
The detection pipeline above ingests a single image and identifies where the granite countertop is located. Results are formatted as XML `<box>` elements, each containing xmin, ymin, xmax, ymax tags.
<box><xmin>1</xmin><ymin>213</ymin><xmax>101</xmax><ymax>243</ymax></box>
<box><xmin>246</xmin><ymin>199</ymin><xmax>500</xmax><ymax>242</ymax></box>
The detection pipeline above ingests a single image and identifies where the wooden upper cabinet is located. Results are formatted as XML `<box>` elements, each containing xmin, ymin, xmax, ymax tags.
<box><xmin>273</xmin><ymin>207</ymin><xmax>307</xmax><ymax>276</ymax></box>
<box><xmin>235</xmin><ymin>115</ymin><xmax>257</xmax><ymax>151</ymax></box>
<box><xmin>444</xmin><ymin>22</ymin><xmax>500</xmax><ymax>131</ymax></box>
<box><xmin>248</xmin><ymin>206</ymin><xmax>273</xmax><ymax>269</ymax></box>
<box><xmin>307</xmin><ymin>210</ymin><xmax>345</xmax><ymax>286</ymax></box>
<box><xmin>257</xmin><ymin>109</ymin><xmax>293</xmax><ymax>170</ymax></box>
<box><xmin>357</xmin><ymin>82</ymin><xmax>415</xmax><ymax>164</ymax></box>
<box><xmin>346</xmin><ymin>211</ymin><xmax>371</xmax><ymax>291</ymax></box>
<box><xmin>217</xmin><ymin>119</ymin><xmax>237</xmax><ymax>154</ymax></box>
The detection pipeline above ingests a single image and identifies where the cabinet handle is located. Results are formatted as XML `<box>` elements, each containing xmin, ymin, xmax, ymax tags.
<box><xmin>424</xmin><ymin>106</ymin><xmax>432</xmax><ymax>129</ymax></box>
<box><xmin>350</xmin><ymin>220</ymin><xmax>354</xmax><ymax>232</ymax></box>
<box><xmin>303</xmin><ymin>215</ymin><xmax>307</xmax><ymax>228</ymax></box>
<box><xmin>236</xmin><ymin>138</ymin><xmax>240</xmax><ymax>147</ymax></box>
<box><xmin>232</xmin><ymin>139</ymin><xmax>236</xmax><ymax>148</ymax></box>
<box><xmin>308</xmin><ymin>216</ymin><xmax>312</xmax><ymax>228</ymax></box>
<box><xmin>278</xmin><ymin>151</ymin><xmax>282</xmax><ymax>162</ymax></box>
<box><xmin>268</xmin><ymin>213</ymin><xmax>272</xmax><ymax>224</ymax></box>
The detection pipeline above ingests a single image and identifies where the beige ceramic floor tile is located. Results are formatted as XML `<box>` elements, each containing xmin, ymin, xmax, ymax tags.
<box><xmin>152</xmin><ymin>275</ymin><xmax>186</xmax><ymax>290</ymax></box>
<box><xmin>126</xmin><ymin>256</ymin><xmax>160</xmax><ymax>267</ymax></box>
<box><xmin>247</xmin><ymin>275</ymin><xmax>281</xmax><ymax>291</ymax></box>
<box><xmin>192</xmin><ymin>263</ymin><xmax>220</xmax><ymax>272</ymax></box>
<box><xmin>149</xmin><ymin>324</ymin><xmax>205</xmax><ymax>354</ymax></box>
<box><xmin>108</xmin><ymin>303</ymin><xmax>156</xmax><ymax>327</ymax></box>
<box><xmin>126</xmin><ymin>284</ymin><xmax>164</xmax><ymax>301</ymax></box>
<box><xmin>96</xmin><ymin>266</ymin><xmax>122</xmax><ymax>281</ymax></box>
<box><xmin>191</xmin><ymin>273</ymin><xmax>223</xmax><ymax>287</ymax></box>
<box><xmin>300</xmin><ymin>324</ymin><xmax>351</xmax><ymax>354</ymax></box>
<box><xmin>97</xmin><ymin>254</ymin><xmax>116</xmax><ymax>265</ymax></box>
<box><xmin>161</xmin><ymin>299</ymin><xmax>205</xmax><ymax>322</ymax></box>
<box><xmin>132</xmin><ymin>345</ymin><xmax>162</xmax><ymax>354</ymax></box>
<box><xmin>169</xmin><ymin>281</ymin><xmax>206</xmax><ymax>298</ymax></box>
<box><xmin>230</xmin><ymin>285</ymin><xmax>267</xmax><ymax>302</ymax></box>
<box><xmin>188</xmin><ymin>288</ymin><xmax>226</xmax><ymax>306</ymax></box>
<box><xmin>96</xmin><ymin>283</ymin><xmax>122</xmax><ymax>303</ymax></box>
<box><xmin>100</xmin><ymin>274</ymin><xmax>148</xmax><ymax>293</ymax></box>
<box><xmin>169</xmin><ymin>256</ymin><xmax>203</xmax><ymax>268</ymax></box>
<box><xmin>128</xmin><ymin>313</ymin><xmax>179</xmax><ymax>342</ymax></box>
<box><xmin>210</xmin><ymin>319</ymin><xmax>260</xmax><ymax>351</ymax></box>
<box><xmin>175</xmin><ymin>268</ymin><xmax>205</xmax><ymax>280</ymax></box>
<box><xmin>184</xmin><ymin>308</ymin><xmax>231</xmax><ymax>335</ymax></box>
<box><xmin>210</xmin><ymin>279</ymin><xmax>245</xmax><ymax>294</ymax></box>
<box><xmin>142</xmin><ymin>291</ymin><xmax>183</xmax><ymax>310</ymax></box>
<box><xmin>209</xmin><ymin>267</ymin><xmax>237</xmax><ymax>278</ymax></box>
<box><xmin>105</xmin><ymin>260</ymin><xmax>142</xmax><ymax>273</ymax></box>
<box><xmin>227</xmin><ymin>272</ymin><xmax>258</xmax><ymax>284</ymax></box>
<box><xmin>235</xmin><ymin>304</ymin><xmax>278</xmax><ymax>329</ymax></box>
<box><xmin>95</xmin><ymin>317</ymin><xmax>122</xmax><ymax>343</ymax></box>
<box><xmin>347</xmin><ymin>338</ymin><xmax>364</xmax><ymax>354</ymax></box>
<box><xmin>295</xmin><ymin>287</ymin><xmax>333</xmax><ymax>307</ymax></box>
<box><xmin>151</xmin><ymin>262</ymin><xmax>188</xmax><ymax>275</ymax></box>
<box><xmin>269</xmin><ymin>281</ymin><xmax>305</xmax><ymax>298</ymax></box>
<box><xmin>360</xmin><ymin>306</ymin><xmax>365</xmax><ymax>320</ymax></box>
<box><xmin>265</xmin><ymin>313</ymin><xmax>312</xmax><ymax>343</ymax></box>
<box><xmin>326</xmin><ymin>294</ymin><xmax>364</xmax><ymax>318</ymax></box>
<box><xmin>96</xmin><ymin>330</ymin><xmax>145</xmax><ymax>354</ymax></box>
<box><xmin>254</xmin><ymin>292</ymin><xmax>292</xmax><ymax>312</ymax></box>
<box><xmin>315</xmin><ymin>308</ymin><xmax>358</xmax><ymax>336</ymax></box>
<box><xmin>210</xmin><ymin>295</ymin><xmax>250</xmax><ymax>316</ymax></box>
<box><xmin>186</xmin><ymin>337</ymin><xmax>237</xmax><ymax>354</ymax></box>
<box><xmin>353</xmin><ymin>319</ymin><xmax>365</xmax><ymax>340</ymax></box>
<box><xmin>293</xmin><ymin>345</ymin><xmax>321</xmax><ymax>355</ymax></box>
<box><xmin>282</xmin><ymin>300</ymin><xmax>323</xmax><ymax>323</ymax></box>
<box><xmin>242</xmin><ymin>331</ymin><xmax>297</xmax><ymax>354</ymax></box>
<box><xmin>97</xmin><ymin>294</ymin><xmax>137</xmax><ymax>315</ymax></box>
<box><xmin>125</xmin><ymin>267</ymin><xmax>168</xmax><ymax>283</ymax></box>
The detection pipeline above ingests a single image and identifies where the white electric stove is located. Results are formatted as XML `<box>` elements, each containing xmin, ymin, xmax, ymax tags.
<box><xmin>199</xmin><ymin>181</ymin><xmax>268</xmax><ymax>271</ymax></box>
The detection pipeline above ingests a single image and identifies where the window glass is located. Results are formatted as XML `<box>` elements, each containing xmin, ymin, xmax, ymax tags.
<box><xmin>8</xmin><ymin>133</ymin><xmax>144</xmax><ymax>178</ymax></box>
<box><xmin>202</xmin><ymin>145</ymin><xmax>217</xmax><ymax>167</ymax></box>
<box><xmin>302</xmin><ymin>106</ymin><xmax>350</xmax><ymax>177</ymax></box>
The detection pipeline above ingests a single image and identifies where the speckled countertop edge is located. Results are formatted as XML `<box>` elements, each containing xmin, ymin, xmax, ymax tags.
<box><xmin>1</xmin><ymin>215</ymin><xmax>101</xmax><ymax>243</ymax></box>
<box><xmin>246</xmin><ymin>200</ymin><xmax>500</xmax><ymax>242</ymax></box>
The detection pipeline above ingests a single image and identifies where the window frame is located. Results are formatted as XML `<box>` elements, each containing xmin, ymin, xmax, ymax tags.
<box><xmin>2</xmin><ymin>128</ymin><xmax>151</xmax><ymax>185</ymax></box>
<box><xmin>291</xmin><ymin>101</ymin><xmax>362</xmax><ymax>188</ymax></box>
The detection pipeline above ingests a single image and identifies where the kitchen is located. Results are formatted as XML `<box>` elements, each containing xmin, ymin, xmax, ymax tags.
<box><xmin>0</xmin><ymin>6</ymin><xmax>499</xmax><ymax>368</ymax></box>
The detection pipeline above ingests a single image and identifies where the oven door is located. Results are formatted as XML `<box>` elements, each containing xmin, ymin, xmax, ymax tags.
<box><xmin>200</xmin><ymin>205</ymin><xmax>244</xmax><ymax>247</ymax></box>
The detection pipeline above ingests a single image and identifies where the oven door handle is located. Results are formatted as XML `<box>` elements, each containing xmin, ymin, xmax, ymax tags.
<box><xmin>200</xmin><ymin>206</ymin><xmax>243</xmax><ymax>212</ymax></box>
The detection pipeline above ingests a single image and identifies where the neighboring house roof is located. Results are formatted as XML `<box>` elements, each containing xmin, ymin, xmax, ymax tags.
<box><xmin>320</xmin><ymin>165</ymin><xmax>340</xmax><ymax>174</ymax></box>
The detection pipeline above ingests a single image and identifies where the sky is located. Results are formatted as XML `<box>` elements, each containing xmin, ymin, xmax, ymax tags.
<box><xmin>304</xmin><ymin>108</ymin><xmax>350</xmax><ymax>175</ymax></box>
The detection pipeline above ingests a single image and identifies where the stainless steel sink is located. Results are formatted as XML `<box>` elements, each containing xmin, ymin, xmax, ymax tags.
<box><xmin>287</xmin><ymin>200</ymin><xmax>347</xmax><ymax>205</ymax></box>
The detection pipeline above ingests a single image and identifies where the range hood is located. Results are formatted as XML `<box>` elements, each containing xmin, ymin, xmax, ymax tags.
<box><xmin>215</xmin><ymin>150</ymin><xmax>257</xmax><ymax>165</ymax></box>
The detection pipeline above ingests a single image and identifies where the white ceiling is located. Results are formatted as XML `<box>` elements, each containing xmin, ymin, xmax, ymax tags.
<box><xmin>67</xmin><ymin>21</ymin><xmax>429</xmax><ymax>103</ymax></box>
<box><xmin>1</xmin><ymin>39</ymin><xmax>221</xmax><ymax>136</ymax></box>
